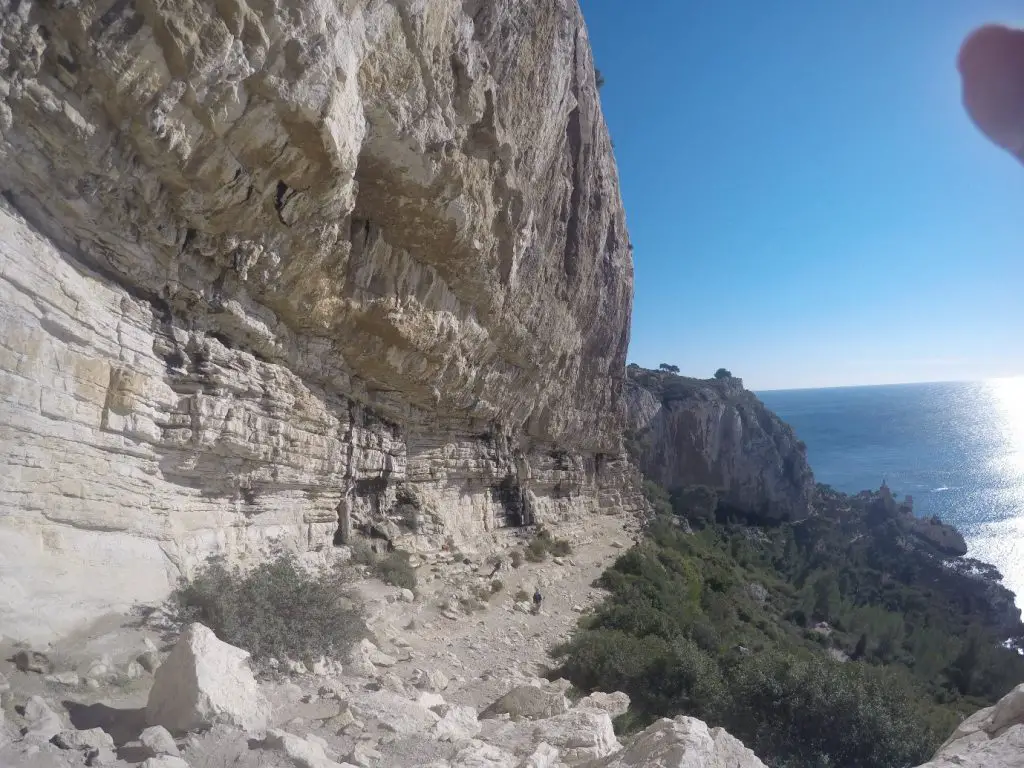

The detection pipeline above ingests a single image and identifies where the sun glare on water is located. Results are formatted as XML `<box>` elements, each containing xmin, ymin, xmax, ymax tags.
<box><xmin>967</xmin><ymin>377</ymin><xmax>1024</xmax><ymax>605</ymax></box>
<box><xmin>985</xmin><ymin>377</ymin><xmax>1024</xmax><ymax>480</ymax></box>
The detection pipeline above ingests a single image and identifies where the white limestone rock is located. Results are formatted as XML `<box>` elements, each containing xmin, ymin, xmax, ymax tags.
<box><xmin>140</xmin><ymin>725</ymin><xmax>181</xmax><ymax>758</ymax></box>
<box><xmin>0</xmin><ymin>0</ymin><xmax>639</xmax><ymax>646</ymax></box>
<box><xmin>146</xmin><ymin>623</ymin><xmax>270</xmax><ymax>735</ymax></box>
<box><xmin>450</xmin><ymin>740</ymin><xmax>518</xmax><ymax>768</ymax></box>
<box><xmin>481</xmin><ymin>686</ymin><xmax>570</xmax><ymax>722</ymax></box>
<box><xmin>356</xmin><ymin>639</ymin><xmax>397</xmax><ymax>668</ymax></box>
<box><xmin>589</xmin><ymin>716</ymin><xmax>765</xmax><ymax>767</ymax></box>
<box><xmin>52</xmin><ymin>727</ymin><xmax>115</xmax><ymax>752</ymax></box>
<box><xmin>916</xmin><ymin>683</ymin><xmax>1024</xmax><ymax>767</ymax></box>
<box><xmin>433</xmin><ymin>705</ymin><xmax>482</xmax><ymax>743</ymax></box>
<box><xmin>519</xmin><ymin>743</ymin><xmax>561</xmax><ymax>768</ymax></box>
<box><xmin>21</xmin><ymin>696</ymin><xmax>64</xmax><ymax>744</ymax></box>
<box><xmin>573</xmin><ymin>692</ymin><xmax>630</xmax><ymax>719</ymax></box>
<box><xmin>264</xmin><ymin>729</ymin><xmax>359</xmax><ymax>768</ymax></box>
<box><xmin>412</xmin><ymin>668</ymin><xmax>450</xmax><ymax>692</ymax></box>
<box><xmin>530</xmin><ymin>711</ymin><xmax>620</xmax><ymax>765</ymax></box>
<box><xmin>140</xmin><ymin>758</ymin><xmax>192</xmax><ymax>768</ymax></box>
<box><xmin>417</xmin><ymin>692</ymin><xmax>447</xmax><ymax>710</ymax></box>
<box><xmin>349</xmin><ymin>691</ymin><xmax>439</xmax><ymax>735</ymax></box>
<box><xmin>44</xmin><ymin>671</ymin><xmax>81</xmax><ymax>687</ymax></box>
<box><xmin>347</xmin><ymin>740</ymin><xmax>384</xmax><ymax>767</ymax></box>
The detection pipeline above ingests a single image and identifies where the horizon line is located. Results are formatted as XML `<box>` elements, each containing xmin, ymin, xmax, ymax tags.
<box><xmin>754</xmin><ymin>376</ymin><xmax>1022</xmax><ymax>394</ymax></box>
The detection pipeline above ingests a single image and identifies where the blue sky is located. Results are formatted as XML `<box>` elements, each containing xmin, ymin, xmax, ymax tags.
<box><xmin>582</xmin><ymin>1</ymin><xmax>1024</xmax><ymax>391</ymax></box>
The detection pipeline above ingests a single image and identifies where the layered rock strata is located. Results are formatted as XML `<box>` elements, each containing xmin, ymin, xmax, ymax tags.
<box><xmin>0</xmin><ymin>0</ymin><xmax>636</xmax><ymax>642</ymax></box>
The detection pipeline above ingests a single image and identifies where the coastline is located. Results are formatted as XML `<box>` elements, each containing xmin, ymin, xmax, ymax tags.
<box><xmin>760</xmin><ymin>380</ymin><xmax>1024</xmax><ymax>613</ymax></box>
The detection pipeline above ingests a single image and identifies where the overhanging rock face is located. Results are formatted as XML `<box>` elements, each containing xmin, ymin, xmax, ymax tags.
<box><xmin>0</xmin><ymin>0</ymin><xmax>637</xmax><ymax>642</ymax></box>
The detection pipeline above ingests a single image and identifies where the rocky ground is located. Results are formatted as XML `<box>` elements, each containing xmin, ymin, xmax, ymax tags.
<box><xmin>2</xmin><ymin>512</ymin><xmax>744</xmax><ymax>768</ymax></box>
<box><xmin>3</xmin><ymin>509</ymin><xmax>1024</xmax><ymax>767</ymax></box>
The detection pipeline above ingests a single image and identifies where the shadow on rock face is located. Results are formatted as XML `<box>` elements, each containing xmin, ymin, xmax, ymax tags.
<box><xmin>63</xmin><ymin>700</ymin><xmax>147</xmax><ymax>746</ymax></box>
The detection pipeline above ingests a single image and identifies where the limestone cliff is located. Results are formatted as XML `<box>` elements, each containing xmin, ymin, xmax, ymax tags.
<box><xmin>625</xmin><ymin>367</ymin><xmax>815</xmax><ymax>522</ymax></box>
<box><xmin>0</xmin><ymin>0</ymin><xmax>638</xmax><ymax>642</ymax></box>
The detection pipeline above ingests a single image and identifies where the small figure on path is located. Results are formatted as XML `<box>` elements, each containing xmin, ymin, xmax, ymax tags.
<box><xmin>532</xmin><ymin>588</ymin><xmax>543</xmax><ymax>615</ymax></box>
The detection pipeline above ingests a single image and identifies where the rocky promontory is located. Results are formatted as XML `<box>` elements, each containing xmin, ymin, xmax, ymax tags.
<box><xmin>625</xmin><ymin>367</ymin><xmax>816</xmax><ymax>522</ymax></box>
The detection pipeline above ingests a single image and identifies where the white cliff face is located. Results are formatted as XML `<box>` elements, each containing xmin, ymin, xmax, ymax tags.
<box><xmin>0</xmin><ymin>0</ymin><xmax>639</xmax><ymax>643</ymax></box>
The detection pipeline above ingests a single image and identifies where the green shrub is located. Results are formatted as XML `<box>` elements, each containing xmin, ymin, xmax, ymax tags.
<box><xmin>550</xmin><ymin>538</ymin><xmax>573</xmax><ymax>557</ymax></box>
<box><xmin>374</xmin><ymin>551</ymin><xmax>417</xmax><ymax>589</ymax></box>
<box><xmin>725</xmin><ymin>652</ymin><xmax>947</xmax><ymax>768</ymax></box>
<box><xmin>168</xmin><ymin>553</ymin><xmax>364</xmax><ymax>664</ymax></box>
<box><xmin>349</xmin><ymin>541</ymin><xmax>416</xmax><ymax>589</ymax></box>
<box><xmin>550</xmin><ymin>479</ymin><xmax>1022</xmax><ymax>768</ymax></box>
<box><xmin>510</xmin><ymin>550</ymin><xmax>525</xmax><ymax>568</ymax></box>
<box><xmin>490</xmin><ymin>579</ymin><xmax>505</xmax><ymax>594</ymax></box>
<box><xmin>515</xmin><ymin>589</ymin><xmax>531</xmax><ymax>602</ymax></box>
<box><xmin>524</xmin><ymin>528</ymin><xmax>572</xmax><ymax>562</ymax></box>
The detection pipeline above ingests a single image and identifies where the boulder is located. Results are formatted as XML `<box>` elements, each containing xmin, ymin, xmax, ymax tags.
<box><xmin>574</xmin><ymin>692</ymin><xmax>630</xmax><ymax>718</ymax></box>
<box><xmin>138</xmin><ymin>639</ymin><xmax>163</xmax><ymax>674</ymax></box>
<box><xmin>13</xmin><ymin>649</ymin><xmax>51</xmax><ymax>674</ymax></box>
<box><xmin>480</xmin><ymin>686</ymin><xmax>570</xmax><ymax>722</ymax></box>
<box><xmin>138</xmin><ymin>652</ymin><xmax>162</xmax><ymax>674</ymax></box>
<box><xmin>21</xmin><ymin>696</ymin><xmax>64</xmax><ymax>744</ymax></box>
<box><xmin>916</xmin><ymin>683</ymin><xmax>1024</xmax><ymax>767</ymax></box>
<box><xmin>530</xmin><ymin>710</ymin><xmax>620</xmax><ymax>764</ymax></box>
<box><xmin>140</xmin><ymin>725</ymin><xmax>181</xmax><ymax>758</ymax></box>
<box><xmin>44</xmin><ymin>671</ymin><xmax>81</xmax><ymax>686</ymax></box>
<box><xmin>519</xmin><ymin>743</ymin><xmax>561</xmax><ymax>768</ymax></box>
<box><xmin>264</xmin><ymin>729</ymin><xmax>358</xmax><ymax>768</ymax></box>
<box><xmin>433</xmin><ymin>705</ymin><xmax>482</xmax><ymax>743</ymax></box>
<box><xmin>417</xmin><ymin>692</ymin><xmax>447</xmax><ymax>710</ymax></box>
<box><xmin>146</xmin><ymin>623</ymin><xmax>270</xmax><ymax>735</ymax></box>
<box><xmin>352</xmin><ymin>639</ymin><xmax>397</xmax><ymax>669</ymax></box>
<box><xmin>379</xmin><ymin>673</ymin><xmax>407</xmax><ymax>694</ymax></box>
<box><xmin>140</xmin><ymin>758</ymin><xmax>192</xmax><ymax>768</ymax></box>
<box><xmin>449</xmin><ymin>740</ymin><xmax>517</xmax><ymax>768</ymax></box>
<box><xmin>745</xmin><ymin>583</ymin><xmax>769</xmax><ymax>605</ymax></box>
<box><xmin>589</xmin><ymin>716</ymin><xmax>765</xmax><ymax>767</ymax></box>
<box><xmin>86</xmin><ymin>657</ymin><xmax>113</xmax><ymax>681</ymax></box>
<box><xmin>411</xmin><ymin>668</ymin><xmax>450</xmax><ymax>692</ymax></box>
<box><xmin>349</xmin><ymin>691</ymin><xmax>439</xmax><ymax>735</ymax></box>
<box><xmin>52</xmin><ymin>727</ymin><xmax>115</xmax><ymax>752</ymax></box>
<box><xmin>347</xmin><ymin>740</ymin><xmax>383</xmax><ymax>767</ymax></box>
<box><xmin>312</xmin><ymin>657</ymin><xmax>345</xmax><ymax>677</ymax></box>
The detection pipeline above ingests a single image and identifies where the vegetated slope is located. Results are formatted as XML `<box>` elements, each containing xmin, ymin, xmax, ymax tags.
<box><xmin>557</xmin><ymin>423</ymin><xmax>1024</xmax><ymax>767</ymax></box>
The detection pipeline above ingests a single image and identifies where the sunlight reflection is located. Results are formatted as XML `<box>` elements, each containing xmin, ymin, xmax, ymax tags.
<box><xmin>972</xmin><ymin>377</ymin><xmax>1024</xmax><ymax>605</ymax></box>
<box><xmin>985</xmin><ymin>377</ymin><xmax>1024</xmax><ymax>480</ymax></box>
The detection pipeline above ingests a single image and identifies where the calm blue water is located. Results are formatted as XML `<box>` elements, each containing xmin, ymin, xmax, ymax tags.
<box><xmin>759</xmin><ymin>380</ymin><xmax>1024</xmax><ymax>604</ymax></box>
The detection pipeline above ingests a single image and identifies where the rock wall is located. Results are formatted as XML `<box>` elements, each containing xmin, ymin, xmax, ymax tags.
<box><xmin>625</xmin><ymin>368</ymin><xmax>815</xmax><ymax>521</ymax></box>
<box><xmin>0</xmin><ymin>0</ymin><xmax>638</xmax><ymax>643</ymax></box>
<box><xmin>915</xmin><ymin>683</ymin><xmax>1024</xmax><ymax>767</ymax></box>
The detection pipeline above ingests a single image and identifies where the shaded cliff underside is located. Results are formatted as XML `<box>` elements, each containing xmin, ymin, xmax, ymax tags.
<box><xmin>0</xmin><ymin>0</ymin><xmax>641</xmax><ymax>643</ymax></box>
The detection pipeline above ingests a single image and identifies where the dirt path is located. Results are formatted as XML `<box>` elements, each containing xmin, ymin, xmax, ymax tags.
<box><xmin>355</xmin><ymin>511</ymin><xmax>639</xmax><ymax>708</ymax></box>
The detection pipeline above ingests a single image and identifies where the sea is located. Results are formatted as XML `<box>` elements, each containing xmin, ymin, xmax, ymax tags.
<box><xmin>759</xmin><ymin>379</ymin><xmax>1024</xmax><ymax>607</ymax></box>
